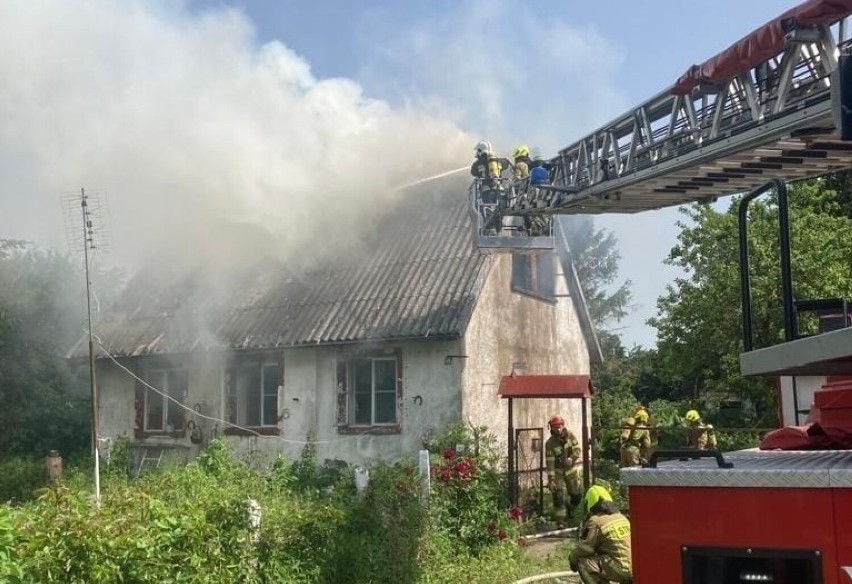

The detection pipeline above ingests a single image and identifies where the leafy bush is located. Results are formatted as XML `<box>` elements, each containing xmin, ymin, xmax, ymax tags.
<box><xmin>1</xmin><ymin>429</ymin><xmax>560</xmax><ymax>583</ymax></box>
<box><xmin>0</xmin><ymin>456</ymin><xmax>46</xmax><ymax>503</ymax></box>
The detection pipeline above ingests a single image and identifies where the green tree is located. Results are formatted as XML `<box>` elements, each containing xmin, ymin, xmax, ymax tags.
<box><xmin>650</xmin><ymin>179</ymin><xmax>852</xmax><ymax>425</ymax></box>
<box><xmin>560</xmin><ymin>216</ymin><xmax>632</xmax><ymax>329</ymax></box>
<box><xmin>0</xmin><ymin>240</ymin><xmax>124</xmax><ymax>457</ymax></box>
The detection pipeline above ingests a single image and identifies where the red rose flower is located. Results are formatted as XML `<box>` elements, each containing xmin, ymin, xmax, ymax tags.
<box><xmin>442</xmin><ymin>447</ymin><xmax>456</xmax><ymax>460</ymax></box>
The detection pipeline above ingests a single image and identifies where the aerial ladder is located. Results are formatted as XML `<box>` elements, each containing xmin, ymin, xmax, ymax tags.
<box><xmin>490</xmin><ymin>1</ymin><xmax>852</xmax><ymax>583</ymax></box>
<box><xmin>473</xmin><ymin>0</ymin><xmax>852</xmax><ymax>252</ymax></box>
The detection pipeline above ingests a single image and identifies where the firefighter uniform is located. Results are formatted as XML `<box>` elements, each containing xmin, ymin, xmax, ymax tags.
<box><xmin>685</xmin><ymin>409</ymin><xmax>717</xmax><ymax>450</ymax></box>
<box><xmin>687</xmin><ymin>422</ymin><xmax>717</xmax><ymax>450</ymax></box>
<box><xmin>470</xmin><ymin>141</ymin><xmax>507</xmax><ymax>205</ymax></box>
<box><xmin>545</xmin><ymin>415</ymin><xmax>583</xmax><ymax>526</ymax></box>
<box><xmin>570</xmin><ymin>486</ymin><xmax>632</xmax><ymax>584</ymax></box>
<box><xmin>619</xmin><ymin>410</ymin><xmax>652</xmax><ymax>467</ymax></box>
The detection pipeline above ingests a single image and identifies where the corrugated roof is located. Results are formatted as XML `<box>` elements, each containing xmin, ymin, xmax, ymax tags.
<box><xmin>71</xmin><ymin>184</ymin><xmax>489</xmax><ymax>358</ymax></box>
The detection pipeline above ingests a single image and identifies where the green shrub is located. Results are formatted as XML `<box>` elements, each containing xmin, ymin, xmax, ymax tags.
<box><xmin>4</xmin><ymin>429</ymin><xmax>562</xmax><ymax>583</ymax></box>
<box><xmin>0</xmin><ymin>456</ymin><xmax>45</xmax><ymax>503</ymax></box>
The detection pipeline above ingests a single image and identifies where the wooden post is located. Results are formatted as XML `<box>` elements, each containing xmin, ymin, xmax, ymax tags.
<box><xmin>45</xmin><ymin>450</ymin><xmax>63</xmax><ymax>482</ymax></box>
<box><xmin>508</xmin><ymin>397</ymin><xmax>516</xmax><ymax>505</ymax></box>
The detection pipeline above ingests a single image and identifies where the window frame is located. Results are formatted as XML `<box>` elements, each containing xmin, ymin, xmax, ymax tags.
<box><xmin>223</xmin><ymin>354</ymin><xmax>283</xmax><ymax>436</ymax></box>
<box><xmin>511</xmin><ymin>251</ymin><xmax>556</xmax><ymax>302</ymax></box>
<box><xmin>134</xmin><ymin>362</ymin><xmax>188</xmax><ymax>439</ymax></box>
<box><xmin>335</xmin><ymin>349</ymin><xmax>402</xmax><ymax>435</ymax></box>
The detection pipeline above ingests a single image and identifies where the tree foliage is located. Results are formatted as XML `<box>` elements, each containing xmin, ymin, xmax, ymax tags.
<box><xmin>649</xmin><ymin>179</ymin><xmax>852</xmax><ymax>424</ymax></box>
<box><xmin>0</xmin><ymin>240</ymin><xmax>123</xmax><ymax>457</ymax></box>
<box><xmin>560</xmin><ymin>216</ymin><xmax>632</xmax><ymax>330</ymax></box>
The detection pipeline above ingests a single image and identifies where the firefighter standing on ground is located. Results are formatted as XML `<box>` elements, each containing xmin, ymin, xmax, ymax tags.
<box><xmin>619</xmin><ymin>407</ymin><xmax>652</xmax><ymax>467</ymax></box>
<box><xmin>569</xmin><ymin>485</ymin><xmax>633</xmax><ymax>584</ymax></box>
<box><xmin>545</xmin><ymin>414</ymin><xmax>583</xmax><ymax>527</ymax></box>
<box><xmin>685</xmin><ymin>409</ymin><xmax>717</xmax><ymax>450</ymax></box>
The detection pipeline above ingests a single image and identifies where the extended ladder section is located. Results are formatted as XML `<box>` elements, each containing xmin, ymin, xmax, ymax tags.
<box><xmin>472</xmin><ymin>0</ymin><xmax>852</xmax><ymax>251</ymax></box>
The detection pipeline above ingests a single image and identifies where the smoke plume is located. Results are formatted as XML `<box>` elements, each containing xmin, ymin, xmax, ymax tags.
<box><xmin>0</xmin><ymin>0</ymin><xmax>472</xmax><ymax>270</ymax></box>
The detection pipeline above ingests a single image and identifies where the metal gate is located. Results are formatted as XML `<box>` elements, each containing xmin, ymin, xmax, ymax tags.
<box><xmin>513</xmin><ymin>427</ymin><xmax>545</xmax><ymax>515</ymax></box>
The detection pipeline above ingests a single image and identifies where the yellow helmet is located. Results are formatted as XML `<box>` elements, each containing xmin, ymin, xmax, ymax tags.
<box><xmin>685</xmin><ymin>409</ymin><xmax>701</xmax><ymax>422</ymax></box>
<box><xmin>512</xmin><ymin>144</ymin><xmax>530</xmax><ymax>159</ymax></box>
<box><xmin>634</xmin><ymin>408</ymin><xmax>649</xmax><ymax>423</ymax></box>
<box><xmin>584</xmin><ymin>485</ymin><xmax>613</xmax><ymax>514</ymax></box>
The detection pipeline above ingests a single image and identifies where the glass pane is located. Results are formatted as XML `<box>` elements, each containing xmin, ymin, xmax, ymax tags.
<box><xmin>354</xmin><ymin>392</ymin><xmax>371</xmax><ymax>425</ymax></box>
<box><xmin>226</xmin><ymin>368</ymin><xmax>237</xmax><ymax>424</ymax></box>
<box><xmin>353</xmin><ymin>359</ymin><xmax>372</xmax><ymax>392</ymax></box>
<box><xmin>375</xmin><ymin>391</ymin><xmax>396</xmax><ymax>424</ymax></box>
<box><xmin>166</xmin><ymin>369</ymin><xmax>187</xmax><ymax>429</ymax></box>
<box><xmin>537</xmin><ymin>252</ymin><xmax>555</xmax><ymax>299</ymax></box>
<box><xmin>244</xmin><ymin>365</ymin><xmax>261</xmax><ymax>427</ymax></box>
<box><xmin>512</xmin><ymin>254</ymin><xmax>532</xmax><ymax>292</ymax></box>
<box><xmin>262</xmin><ymin>395</ymin><xmax>277</xmax><ymax>426</ymax></box>
<box><xmin>263</xmin><ymin>364</ymin><xmax>279</xmax><ymax>396</ymax></box>
<box><xmin>262</xmin><ymin>364</ymin><xmax>279</xmax><ymax>426</ymax></box>
<box><xmin>145</xmin><ymin>387</ymin><xmax>164</xmax><ymax>430</ymax></box>
<box><xmin>374</xmin><ymin>359</ymin><xmax>396</xmax><ymax>392</ymax></box>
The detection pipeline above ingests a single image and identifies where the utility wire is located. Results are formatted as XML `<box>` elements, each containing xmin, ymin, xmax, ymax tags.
<box><xmin>88</xmin><ymin>329</ymin><xmax>401</xmax><ymax>446</ymax></box>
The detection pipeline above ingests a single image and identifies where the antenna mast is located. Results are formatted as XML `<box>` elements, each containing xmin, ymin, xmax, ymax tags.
<box><xmin>62</xmin><ymin>188</ymin><xmax>110</xmax><ymax>506</ymax></box>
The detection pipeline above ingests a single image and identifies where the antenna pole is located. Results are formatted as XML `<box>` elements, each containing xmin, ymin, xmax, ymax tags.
<box><xmin>81</xmin><ymin>188</ymin><xmax>100</xmax><ymax>506</ymax></box>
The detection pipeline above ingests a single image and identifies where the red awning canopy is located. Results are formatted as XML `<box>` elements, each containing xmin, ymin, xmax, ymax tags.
<box><xmin>497</xmin><ymin>374</ymin><xmax>591</xmax><ymax>399</ymax></box>
<box><xmin>672</xmin><ymin>0</ymin><xmax>852</xmax><ymax>95</ymax></box>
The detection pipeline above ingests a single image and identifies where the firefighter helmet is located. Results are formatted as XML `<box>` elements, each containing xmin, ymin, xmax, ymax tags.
<box><xmin>548</xmin><ymin>414</ymin><xmax>564</xmax><ymax>429</ymax></box>
<box><xmin>685</xmin><ymin>409</ymin><xmax>701</xmax><ymax>422</ymax></box>
<box><xmin>584</xmin><ymin>485</ymin><xmax>613</xmax><ymax>514</ymax></box>
<box><xmin>512</xmin><ymin>144</ymin><xmax>530</xmax><ymax>159</ymax></box>
<box><xmin>475</xmin><ymin>140</ymin><xmax>492</xmax><ymax>156</ymax></box>
<box><xmin>634</xmin><ymin>408</ymin><xmax>649</xmax><ymax>423</ymax></box>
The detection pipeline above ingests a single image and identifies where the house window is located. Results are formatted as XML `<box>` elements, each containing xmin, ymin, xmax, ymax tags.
<box><xmin>225</xmin><ymin>359</ymin><xmax>281</xmax><ymax>428</ymax></box>
<box><xmin>511</xmin><ymin>251</ymin><xmax>555</xmax><ymax>301</ymax></box>
<box><xmin>336</xmin><ymin>351</ymin><xmax>400</xmax><ymax>430</ymax></box>
<box><xmin>136</xmin><ymin>366</ymin><xmax>187</xmax><ymax>436</ymax></box>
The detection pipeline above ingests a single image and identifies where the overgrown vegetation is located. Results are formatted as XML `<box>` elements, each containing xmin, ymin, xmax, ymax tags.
<box><xmin>0</xmin><ymin>429</ymin><xmax>563</xmax><ymax>583</ymax></box>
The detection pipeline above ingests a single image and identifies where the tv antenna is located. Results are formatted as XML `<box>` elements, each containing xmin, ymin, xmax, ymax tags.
<box><xmin>61</xmin><ymin>188</ymin><xmax>110</xmax><ymax>506</ymax></box>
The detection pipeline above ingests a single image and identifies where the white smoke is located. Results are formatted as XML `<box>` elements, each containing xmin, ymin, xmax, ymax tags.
<box><xmin>0</xmin><ymin>0</ymin><xmax>472</xmax><ymax>269</ymax></box>
<box><xmin>356</xmin><ymin>0</ymin><xmax>628</xmax><ymax>156</ymax></box>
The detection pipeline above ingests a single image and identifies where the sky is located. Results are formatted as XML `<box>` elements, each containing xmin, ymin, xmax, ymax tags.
<box><xmin>0</xmin><ymin>0</ymin><xmax>805</xmax><ymax>347</ymax></box>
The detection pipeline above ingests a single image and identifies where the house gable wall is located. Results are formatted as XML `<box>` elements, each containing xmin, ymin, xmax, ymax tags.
<box><xmin>460</xmin><ymin>254</ymin><xmax>589</xmax><ymax>450</ymax></box>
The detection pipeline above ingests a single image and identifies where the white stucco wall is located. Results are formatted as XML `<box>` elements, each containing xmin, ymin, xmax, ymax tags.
<box><xmin>460</xmin><ymin>254</ymin><xmax>590</xmax><ymax>456</ymax></box>
<box><xmin>96</xmin><ymin>339</ymin><xmax>464</xmax><ymax>468</ymax></box>
<box><xmin>96</xmin><ymin>353</ymin><xmax>228</xmax><ymax>462</ymax></box>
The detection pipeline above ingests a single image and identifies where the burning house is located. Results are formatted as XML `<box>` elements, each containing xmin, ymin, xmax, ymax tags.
<box><xmin>69</xmin><ymin>186</ymin><xmax>599</xmax><ymax>470</ymax></box>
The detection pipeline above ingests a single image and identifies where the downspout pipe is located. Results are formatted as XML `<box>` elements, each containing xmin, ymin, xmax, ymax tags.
<box><xmin>738</xmin><ymin>178</ymin><xmax>795</xmax><ymax>352</ymax></box>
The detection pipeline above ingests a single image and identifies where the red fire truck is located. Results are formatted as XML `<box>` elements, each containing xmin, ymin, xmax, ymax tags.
<box><xmin>473</xmin><ymin>1</ymin><xmax>852</xmax><ymax>582</ymax></box>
